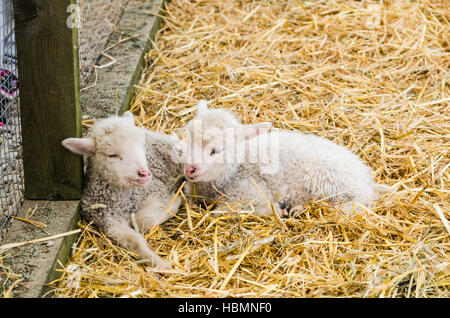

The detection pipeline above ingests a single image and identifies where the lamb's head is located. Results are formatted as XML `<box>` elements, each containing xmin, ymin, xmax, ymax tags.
<box><xmin>62</xmin><ymin>111</ymin><xmax>151</xmax><ymax>188</ymax></box>
<box><xmin>183</xmin><ymin>100</ymin><xmax>271</xmax><ymax>182</ymax></box>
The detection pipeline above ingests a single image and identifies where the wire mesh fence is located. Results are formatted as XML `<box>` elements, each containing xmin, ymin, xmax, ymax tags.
<box><xmin>78</xmin><ymin>0</ymin><xmax>129</xmax><ymax>87</ymax></box>
<box><xmin>0</xmin><ymin>0</ymin><xmax>22</xmax><ymax>239</ymax></box>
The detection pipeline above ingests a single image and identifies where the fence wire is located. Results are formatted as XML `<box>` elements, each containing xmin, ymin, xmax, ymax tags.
<box><xmin>78</xmin><ymin>0</ymin><xmax>129</xmax><ymax>87</ymax></box>
<box><xmin>0</xmin><ymin>0</ymin><xmax>22</xmax><ymax>239</ymax></box>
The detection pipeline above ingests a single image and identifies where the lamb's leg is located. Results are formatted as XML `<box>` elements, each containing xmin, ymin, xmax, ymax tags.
<box><xmin>210</xmin><ymin>199</ymin><xmax>284</xmax><ymax>217</ymax></box>
<box><xmin>183</xmin><ymin>182</ymin><xmax>194</xmax><ymax>197</ymax></box>
<box><xmin>335</xmin><ymin>201</ymin><xmax>368</xmax><ymax>215</ymax></box>
<box><xmin>209</xmin><ymin>179</ymin><xmax>285</xmax><ymax>217</ymax></box>
<box><xmin>135</xmin><ymin>196</ymin><xmax>182</xmax><ymax>231</ymax></box>
<box><xmin>252</xmin><ymin>202</ymin><xmax>284</xmax><ymax>217</ymax></box>
<box><xmin>105</xmin><ymin>222</ymin><xmax>171</xmax><ymax>269</ymax></box>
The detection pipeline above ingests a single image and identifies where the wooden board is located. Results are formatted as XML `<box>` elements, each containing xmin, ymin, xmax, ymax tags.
<box><xmin>13</xmin><ymin>0</ymin><xmax>82</xmax><ymax>199</ymax></box>
<box><xmin>1</xmin><ymin>200</ymin><xmax>80</xmax><ymax>297</ymax></box>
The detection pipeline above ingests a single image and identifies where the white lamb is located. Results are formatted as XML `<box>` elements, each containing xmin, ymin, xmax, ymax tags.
<box><xmin>62</xmin><ymin>112</ymin><xmax>184</xmax><ymax>268</ymax></box>
<box><xmin>182</xmin><ymin>100</ymin><xmax>391</xmax><ymax>216</ymax></box>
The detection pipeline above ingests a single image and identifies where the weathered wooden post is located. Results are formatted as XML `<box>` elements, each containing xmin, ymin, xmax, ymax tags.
<box><xmin>13</xmin><ymin>0</ymin><xmax>82</xmax><ymax>200</ymax></box>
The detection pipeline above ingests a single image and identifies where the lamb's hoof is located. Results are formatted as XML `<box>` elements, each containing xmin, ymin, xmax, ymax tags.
<box><xmin>278</xmin><ymin>202</ymin><xmax>307</xmax><ymax>217</ymax></box>
<box><xmin>139</xmin><ymin>258</ymin><xmax>172</xmax><ymax>269</ymax></box>
<box><xmin>157</xmin><ymin>261</ymin><xmax>172</xmax><ymax>270</ymax></box>
<box><xmin>148</xmin><ymin>257</ymin><xmax>172</xmax><ymax>269</ymax></box>
<box><xmin>278</xmin><ymin>203</ymin><xmax>290</xmax><ymax>218</ymax></box>
<box><xmin>288</xmin><ymin>204</ymin><xmax>306</xmax><ymax>217</ymax></box>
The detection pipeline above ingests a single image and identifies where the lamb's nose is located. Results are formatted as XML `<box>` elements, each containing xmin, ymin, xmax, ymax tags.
<box><xmin>138</xmin><ymin>169</ymin><xmax>150</xmax><ymax>178</ymax></box>
<box><xmin>185</xmin><ymin>165</ymin><xmax>197</xmax><ymax>175</ymax></box>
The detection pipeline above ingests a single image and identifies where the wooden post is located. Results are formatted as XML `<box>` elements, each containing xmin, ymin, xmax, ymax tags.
<box><xmin>13</xmin><ymin>0</ymin><xmax>82</xmax><ymax>200</ymax></box>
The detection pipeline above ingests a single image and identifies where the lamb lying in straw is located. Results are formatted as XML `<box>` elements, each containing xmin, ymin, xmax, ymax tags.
<box><xmin>182</xmin><ymin>100</ymin><xmax>392</xmax><ymax>216</ymax></box>
<box><xmin>62</xmin><ymin>112</ymin><xmax>184</xmax><ymax>268</ymax></box>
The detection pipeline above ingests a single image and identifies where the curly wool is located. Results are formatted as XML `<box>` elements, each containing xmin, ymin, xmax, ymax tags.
<box><xmin>81</xmin><ymin>130</ymin><xmax>183</xmax><ymax>233</ymax></box>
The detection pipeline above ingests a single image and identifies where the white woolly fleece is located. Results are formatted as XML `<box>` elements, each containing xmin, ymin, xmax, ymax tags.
<box><xmin>183</xmin><ymin>101</ymin><xmax>392</xmax><ymax>216</ymax></box>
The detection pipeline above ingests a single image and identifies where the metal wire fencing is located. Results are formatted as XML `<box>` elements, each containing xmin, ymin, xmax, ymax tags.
<box><xmin>0</xmin><ymin>0</ymin><xmax>22</xmax><ymax>239</ymax></box>
<box><xmin>78</xmin><ymin>0</ymin><xmax>129</xmax><ymax>87</ymax></box>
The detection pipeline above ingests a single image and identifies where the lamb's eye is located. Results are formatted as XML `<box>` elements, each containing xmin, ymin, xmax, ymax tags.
<box><xmin>107</xmin><ymin>154</ymin><xmax>120</xmax><ymax>159</ymax></box>
<box><xmin>210</xmin><ymin>148</ymin><xmax>222</xmax><ymax>156</ymax></box>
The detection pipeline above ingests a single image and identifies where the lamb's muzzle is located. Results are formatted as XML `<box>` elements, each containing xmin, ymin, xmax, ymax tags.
<box><xmin>185</xmin><ymin>164</ymin><xmax>201</xmax><ymax>180</ymax></box>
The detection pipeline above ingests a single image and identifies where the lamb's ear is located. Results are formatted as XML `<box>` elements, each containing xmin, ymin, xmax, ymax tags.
<box><xmin>196</xmin><ymin>100</ymin><xmax>208</xmax><ymax>116</ymax></box>
<box><xmin>62</xmin><ymin>138</ymin><xmax>96</xmax><ymax>156</ymax></box>
<box><xmin>122</xmin><ymin>111</ymin><xmax>135</xmax><ymax>125</ymax></box>
<box><xmin>235</xmin><ymin>122</ymin><xmax>272</xmax><ymax>140</ymax></box>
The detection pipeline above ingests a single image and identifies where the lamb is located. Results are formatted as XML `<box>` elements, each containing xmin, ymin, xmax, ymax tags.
<box><xmin>181</xmin><ymin>100</ymin><xmax>391</xmax><ymax>217</ymax></box>
<box><xmin>62</xmin><ymin>111</ymin><xmax>184</xmax><ymax>268</ymax></box>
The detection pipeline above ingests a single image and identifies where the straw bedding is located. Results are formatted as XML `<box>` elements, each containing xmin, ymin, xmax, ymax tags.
<box><xmin>52</xmin><ymin>0</ymin><xmax>448</xmax><ymax>297</ymax></box>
